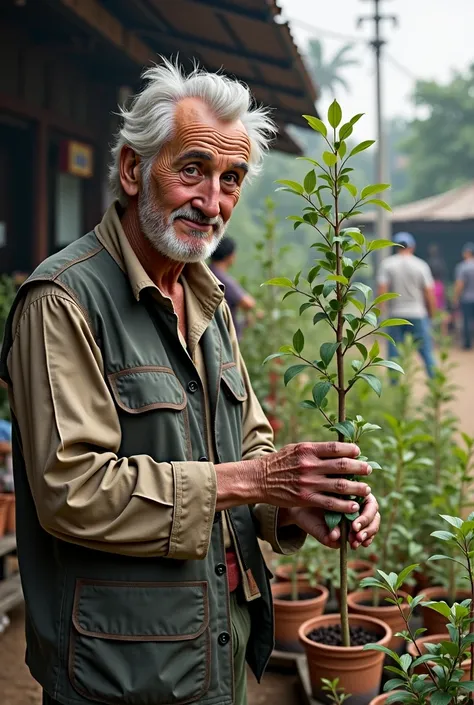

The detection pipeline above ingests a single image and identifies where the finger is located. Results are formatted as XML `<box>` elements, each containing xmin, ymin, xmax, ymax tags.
<box><xmin>320</xmin><ymin>477</ymin><xmax>372</xmax><ymax>498</ymax></box>
<box><xmin>352</xmin><ymin>495</ymin><xmax>378</xmax><ymax>532</ymax></box>
<box><xmin>362</xmin><ymin>536</ymin><xmax>375</xmax><ymax>548</ymax></box>
<box><xmin>313</xmin><ymin>442</ymin><xmax>361</xmax><ymax>459</ymax></box>
<box><xmin>349</xmin><ymin>511</ymin><xmax>380</xmax><ymax>548</ymax></box>
<box><xmin>322</xmin><ymin>457</ymin><xmax>372</xmax><ymax>476</ymax></box>
<box><xmin>303</xmin><ymin>494</ymin><xmax>365</xmax><ymax>514</ymax></box>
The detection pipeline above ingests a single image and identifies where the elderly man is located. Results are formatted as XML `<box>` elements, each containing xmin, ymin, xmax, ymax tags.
<box><xmin>0</xmin><ymin>61</ymin><xmax>379</xmax><ymax>705</ymax></box>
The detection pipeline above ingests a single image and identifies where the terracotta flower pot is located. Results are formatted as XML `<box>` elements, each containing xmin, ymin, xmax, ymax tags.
<box><xmin>6</xmin><ymin>494</ymin><xmax>15</xmax><ymax>534</ymax></box>
<box><xmin>348</xmin><ymin>558</ymin><xmax>376</xmax><ymax>580</ymax></box>
<box><xmin>0</xmin><ymin>494</ymin><xmax>8</xmax><ymax>538</ymax></box>
<box><xmin>419</xmin><ymin>587</ymin><xmax>472</xmax><ymax>635</ymax></box>
<box><xmin>407</xmin><ymin>632</ymin><xmax>470</xmax><ymax>680</ymax></box>
<box><xmin>347</xmin><ymin>589</ymin><xmax>409</xmax><ymax>652</ymax></box>
<box><xmin>272</xmin><ymin>580</ymin><xmax>329</xmax><ymax>652</ymax></box>
<box><xmin>299</xmin><ymin>613</ymin><xmax>392</xmax><ymax>705</ymax></box>
<box><xmin>274</xmin><ymin>563</ymin><xmax>309</xmax><ymax>583</ymax></box>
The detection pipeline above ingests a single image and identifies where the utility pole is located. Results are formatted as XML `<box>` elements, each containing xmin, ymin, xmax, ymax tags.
<box><xmin>357</xmin><ymin>0</ymin><xmax>397</xmax><ymax>260</ymax></box>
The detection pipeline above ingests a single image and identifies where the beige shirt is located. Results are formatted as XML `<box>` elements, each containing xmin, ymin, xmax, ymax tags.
<box><xmin>6</xmin><ymin>204</ymin><xmax>303</xmax><ymax>599</ymax></box>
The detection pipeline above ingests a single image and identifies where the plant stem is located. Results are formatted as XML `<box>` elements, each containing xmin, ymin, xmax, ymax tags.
<box><xmin>334</xmin><ymin>153</ymin><xmax>350</xmax><ymax>647</ymax></box>
<box><xmin>466</xmin><ymin>545</ymin><xmax>474</xmax><ymax>700</ymax></box>
<box><xmin>291</xmin><ymin>556</ymin><xmax>299</xmax><ymax>602</ymax></box>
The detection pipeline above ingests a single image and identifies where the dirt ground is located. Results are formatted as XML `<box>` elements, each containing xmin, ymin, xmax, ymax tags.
<box><xmin>0</xmin><ymin>348</ymin><xmax>472</xmax><ymax>705</ymax></box>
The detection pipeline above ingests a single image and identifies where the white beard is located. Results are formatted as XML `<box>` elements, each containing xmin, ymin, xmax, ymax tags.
<box><xmin>138</xmin><ymin>180</ymin><xmax>227</xmax><ymax>264</ymax></box>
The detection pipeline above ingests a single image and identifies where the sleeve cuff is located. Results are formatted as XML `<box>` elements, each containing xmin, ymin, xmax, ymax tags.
<box><xmin>168</xmin><ymin>461</ymin><xmax>217</xmax><ymax>560</ymax></box>
<box><xmin>253</xmin><ymin>504</ymin><xmax>306</xmax><ymax>555</ymax></box>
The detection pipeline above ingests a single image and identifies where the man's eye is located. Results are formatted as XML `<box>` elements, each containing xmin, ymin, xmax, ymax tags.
<box><xmin>222</xmin><ymin>173</ymin><xmax>238</xmax><ymax>184</ymax></box>
<box><xmin>183</xmin><ymin>165</ymin><xmax>199</xmax><ymax>176</ymax></box>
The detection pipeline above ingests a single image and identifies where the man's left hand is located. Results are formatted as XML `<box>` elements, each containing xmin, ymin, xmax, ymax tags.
<box><xmin>280</xmin><ymin>494</ymin><xmax>380</xmax><ymax>550</ymax></box>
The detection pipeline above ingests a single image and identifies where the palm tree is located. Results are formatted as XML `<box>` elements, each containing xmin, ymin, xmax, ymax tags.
<box><xmin>307</xmin><ymin>39</ymin><xmax>359</xmax><ymax>98</ymax></box>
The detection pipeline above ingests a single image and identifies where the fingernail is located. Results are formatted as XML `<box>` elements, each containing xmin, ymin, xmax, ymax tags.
<box><xmin>367</xmin><ymin>465</ymin><xmax>373</xmax><ymax>474</ymax></box>
<box><xmin>352</xmin><ymin>542</ymin><xmax>360</xmax><ymax>549</ymax></box>
<box><xmin>354</xmin><ymin>522</ymin><xmax>361</xmax><ymax>531</ymax></box>
<box><xmin>365</xmin><ymin>486</ymin><xmax>372</xmax><ymax>495</ymax></box>
<box><xmin>351</xmin><ymin>503</ymin><xmax>359</xmax><ymax>512</ymax></box>
<box><xmin>361</xmin><ymin>532</ymin><xmax>368</xmax><ymax>541</ymax></box>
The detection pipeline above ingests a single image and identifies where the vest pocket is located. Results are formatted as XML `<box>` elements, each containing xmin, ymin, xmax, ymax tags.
<box><xmin>108</xmin><ymin>366</ymin><xmax>187</xmax><ymax>413</ymax></box>
<box><xmin>68</xmin><ymin>579</ymin><xmax>210</xmax><ymax>705</ymax></box>
<box><xmin>220</xmin><ymin>363</ymin><xmax>248</xmax><ymax>403</ymax></box>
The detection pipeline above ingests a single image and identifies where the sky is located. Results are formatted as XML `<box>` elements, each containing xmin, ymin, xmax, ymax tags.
<box><xmin>278</xmin><ymin>0</ymin><xmax>474</xmax><ymax>140</ymax></box>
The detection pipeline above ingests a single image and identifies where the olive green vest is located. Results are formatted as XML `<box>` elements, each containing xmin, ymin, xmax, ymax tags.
<box><xmin>0</xmin><ymin>232</ymin><xmax>274</xmax><ymax>705</ymax></box>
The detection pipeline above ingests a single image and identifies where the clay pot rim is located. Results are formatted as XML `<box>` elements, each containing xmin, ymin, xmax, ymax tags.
<box><xmin>418</xmin><ymin>586</ymin><xmax>472</xmax><ymax>601</ymax></box>
<box><xmin>298</xmin><ymin>612</ymin><xmax>392</xmax><ymax>653</ymax></box>
<box><xmin>348</xmin><ymin>589</ymin><xmax>410</xmax><ymax>614</ymax></box>
<box><xmin>272</xmin><ymin>580</ymin><xmax>329</xmax><ymax>605</ymax></box>
<box><xmin>369</xmin><ymin>692</ymin><xmax>403</xmax><ymax>705</ymax></box>
<box><xmin>407</xmin><ymin>632</ymin><xmax>472</xmax><ymax>666</ymax></box>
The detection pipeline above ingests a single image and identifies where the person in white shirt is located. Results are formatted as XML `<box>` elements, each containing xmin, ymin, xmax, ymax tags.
<box><xmin>377</xmin><ymin>231</ymin><xmax>437</xmax><ymax>377</ymax></box>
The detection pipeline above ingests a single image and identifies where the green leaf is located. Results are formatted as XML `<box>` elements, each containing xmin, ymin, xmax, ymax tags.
<box><xmin>440</xmin><ymin>515</ymin><xmax>463</xmax><ymax>529</ymax></box>
<box><xmin>338</xmin><ymin>141</ymin><xmax>347</xmax><ymax>159</ymax></box>
<box><xmin>313</xmin><ymin>381</ymin><xmax>331</xmax><ymax>407</ymax></box>
<box><xmin>274</xmin><ymin>179</ymin><xmax>304</xmax><ymax>195</ymax></box>
<box><xmin>372</xmin><ymin>293</ymin><xmax>400</xmax><ymax>306</ymax></box>
<box><xmin>300</xmin><ymin>400</ymin><xmax>317</xmax><ymax>409</ymax></box>
<box><xmin>299</xmin><ymin>302</ymin><xmax>314</xmax><ymax>315</ymax></box>
<box><xmin>359</xmin><ymin>373</ymin><xmax>382</xmax><ymax>397</ymax></box>
<box><xmin>373</xmin><ymin>360</ymin><xmax>404</xmax><ymax>374</ymax></box>
<box><xmin>361</xmin><ymin>184</ymin><xmax>390</xmax><ymax>200</ymax></box>
<box><xmin>339</xmin><ymin>122</ymin><xmax>354</xmax><ymax>140</ymax></box>
<box><xmin>396</xmin><ymin>564</ymin><xmax>419</xmax><ymax>590</ymax></box>
<box><xmin>351</xmin><ymin>282</ymin><xmax>372</xmax><ymax>301</ymax></box>
<box><xmin>323</xmin><ymin>151</ymin><xmax>337</xmax><ymax>167</ymax></box>
<box><xmin>313</xmin><ymin>312</ymin><xmax>328</xmax><ymax>325</ymax></box>
<box><xmin>399</xmin><ymin>653</ymin><xmax>412</xmax><ymax>672</ymax></box>
<box><xmin>323</xmin><ymin>281</ymin><xmax>337</xmax><ymax>298</ymax></box>
<box><xmin>368</xmin><ymin>239</ymin><xmax>396</xmax><ymax>252</ymax></box>
<box><xmin>327</xmin><ymin>274</ymin><xmax>349</xmax><ymax>285</ymax></box>
<box><xmin>293</xmin><ymin>329</ymin><xmax>304</xmax><ymax>354</ymax></box>
<box><xmin>342</xmin><ymin>182</ymin><xmax>358</xmax><ymax>198</ymax></box>
<box><xmin>349</xmin><ymin>113</ymin><xmax>364</xmax><ymax>126</ymax></box>
<box><xmin>383</xmin><ymin>679</ymin><xmax>407</xmax><ymax>692</ymax></box>
<box><xmin>364</xmin><ymin>644</ymin><xmax>401</xmax><ymax>663</ymax></box>
<box><xmin>328</xmin><ymin>100</ymin><xmax>342</xmax><ymax>128</ymax></box>
<box><xmin>263</xmin><ymin>277</ymin><xmax>294</xmax><ymax>288</ymax></box>
<box><xmin>369</xmin><ymin>340</ymin><xmax>380</xmax><ymax>360</ymax></box>
<box><xmin>431</xmin><ymin>530</ymin><xmax>456</xmax><ymax>542</ymax></box>
<box><xmin>332</xmin><ymin>420</ymin><xmax>355</xmax><ymax>440</ymax></box>
<box><xmin>325</xmin><ymin>511</ymin><xmax>342</xmax><ymax>530</ymax></box>
<box><xmin>349</xmin><ymin>140</ymin><xmax>375</xmax><ymax>157</ymax></box>
<box><xmin>345</xmin><ymin>512</ymin><xmax>359</xmax><ymax>521</ymax></box>
<box><xmin>262</xmin><ymin>352</ymin><xmax>288</xmax><ymax>365</ymax></box>
<box><xmin>355</xmin><ymin>343</ymin><xmax>368</xmax><ymax>359</ymax></box>
<box><xmin>284</xmin><ymin>364</ymin><xmax>308</xmax><ymax>386</ymax></box>
<box><xmin>282</xmin><ymin>290</ymin><xmax>298</xmax><ymax>301</ymax></box>
<box><xmin>320</xmin><ymin>342</ymin><xmax>340</xmax><ymax>367</ymax></box>
<box><xmin>308</xmin><ymin>266</ymin><xmax>321</xmax><ymax>284</ymax></box>
<box><xmin>423</xmin><ymin>601</ymin><xmax>451</xmax><ymax>618</ymax></box>
<box><xmin>303</xmin><ymin>115</ymin><xmax>327</xmax><ymax>137</ymax></box>
<box><xmin>365</xmin><ymin>199</ymin><xmax>392</xmax><ymax>212</ymax></box>
<box><xmin>304</xmin><ymin>170</ymin><xmax>316</xmax><ymax>194</ymax></box>
<box><xmin>430</xmin><ymin>693</ymin><xmax>453</xmax><ymax>705</ymax></box>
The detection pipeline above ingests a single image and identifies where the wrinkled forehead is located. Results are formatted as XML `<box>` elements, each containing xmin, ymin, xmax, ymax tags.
<box><xmin>163</xmin><ymin>97</ymin><xmax>251</xmax><ymax>162</ymax></box>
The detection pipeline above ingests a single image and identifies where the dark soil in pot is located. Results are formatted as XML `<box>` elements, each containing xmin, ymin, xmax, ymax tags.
<box><xmin>307</xmin><ymin>623</ymin><xmax>379</xmax><ymax>647</ymax></box>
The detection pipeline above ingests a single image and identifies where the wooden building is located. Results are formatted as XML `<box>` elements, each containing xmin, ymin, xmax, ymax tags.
<box><xmin>0</xmin><ymin>0</ymin><xmax>317</xmax><ymax>276</ymax></box>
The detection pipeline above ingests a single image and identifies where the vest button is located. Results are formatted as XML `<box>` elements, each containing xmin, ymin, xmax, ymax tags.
<box><xmin>198</xmin><ymin>455</ymin><xmax>208</xmax><ymax>462</ymax></box>
<box><xmin>215</xmin><ymin>563</ymin><xmax>226</xmax><ymax>576</ymax></box>
<box><xmin>187</xmin><ymin>380</ymin><xmax>199</xmax><ymax>393</ymax></box>
<box><xmin>218</xmin><ymin>631</ymin><xmax>230</xmax><ymax>646</ymax></box>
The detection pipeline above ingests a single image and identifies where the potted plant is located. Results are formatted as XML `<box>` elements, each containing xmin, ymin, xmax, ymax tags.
<box><xmin>272</xmin><ymin>537</ymin><xmax>329</xmax><ymax>652</ymax></box>
<box><xmin>362</xmin><ymin>514</ymin><xmax>474</xmax><ymax>704</ymax></box>
<box><xmin>265</xmin><ymin>101</ymin><xmax>406</xmax><ymax>702</ymax></box>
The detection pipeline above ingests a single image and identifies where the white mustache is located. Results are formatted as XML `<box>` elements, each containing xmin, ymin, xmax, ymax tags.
<box><xmin>171</xmin><ymin>208</ymin><xmax>221</xmax><ymax>227</ymax></box>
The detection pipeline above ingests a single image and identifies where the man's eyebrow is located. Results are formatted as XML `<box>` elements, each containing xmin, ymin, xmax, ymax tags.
<box><xmin>230</xmin><ymin>161</ymin><xmax>249</xmax><ymax>173</ymax></box>
<box><xmin>176</xmin><ymin>150</ymin><xmax>212</xmax><ymax>162</ymax></box>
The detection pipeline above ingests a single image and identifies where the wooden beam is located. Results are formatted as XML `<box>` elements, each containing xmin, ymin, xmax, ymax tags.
<box><xmin>58</xmin><ymin>0</ymin><xmax>154</xmax><ymax>66</ymax></box>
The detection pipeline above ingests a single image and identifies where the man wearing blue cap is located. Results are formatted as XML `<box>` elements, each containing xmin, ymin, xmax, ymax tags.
<box><xmin>454</xmin><ymin>242</ymin><xmax>474</xmax><ymax>349</ymax></box>
<box><xmin>377</xmin><ymin>231</ymin><xmax>437</xmax><ymax>377</ymax></box>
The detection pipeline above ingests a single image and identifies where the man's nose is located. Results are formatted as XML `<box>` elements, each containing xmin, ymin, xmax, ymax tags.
<box><xmin>191</xmin><ymin>178</ymin><xmax>221</xmax><ymax>219</ymax></box>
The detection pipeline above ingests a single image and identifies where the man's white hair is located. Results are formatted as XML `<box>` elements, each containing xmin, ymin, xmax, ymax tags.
<box><xmin>109</xmin><ymin>57</ymin><xmax>277</xmax><ymax>204</ymax></box>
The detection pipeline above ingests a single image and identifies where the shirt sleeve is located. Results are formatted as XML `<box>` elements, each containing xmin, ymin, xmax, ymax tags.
<box><xmin>421</xmin><ymin>261</ymin><xmax>435</xmax><ymax>288</ymax></box>
<box><xmin>221</xmin><ymin>301</ymin><xmax>306</xmax><ymax>555</ymax></box>
<box><xmin>7</xmin><ymin>285</ymin><xmax>216</xmax><ymax>559</ymax></box>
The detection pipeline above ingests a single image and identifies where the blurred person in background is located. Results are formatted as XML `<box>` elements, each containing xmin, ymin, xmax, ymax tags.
<box><xmin>377</xmin><ymin>231</ymin><xmax>437</xmax><ymax>377</ymax></box>
<box><xmin>454</xmin><ymin>242</ymin><xmax>474</xmax><ymax>350</ymax></box>
<box><xmin>209</xmin><ymin>237</ymin><xmax>256</xmax><ymax>339</ymax></box>
<box><xmin>428</xmin><ymin>245</ymin><xmax>450</xmax><ymax>337</ymax></box>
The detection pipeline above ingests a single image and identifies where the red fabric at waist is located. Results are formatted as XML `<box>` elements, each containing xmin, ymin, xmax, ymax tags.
<box><xmin>225</xmin><ymin>549</ymin><xmax>241</xmax><ymax>593</ymax></box>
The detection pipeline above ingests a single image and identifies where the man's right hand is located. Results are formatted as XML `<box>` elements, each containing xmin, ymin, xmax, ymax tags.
<box><xmin>215</xmin><ymin>442</ymin><xmax>372</xmax><ymax>513</ymax></box>
<box><xmin>255</xmin><ymin>442</ymin><xmax>372</xmax><ymax>513</ymax></box>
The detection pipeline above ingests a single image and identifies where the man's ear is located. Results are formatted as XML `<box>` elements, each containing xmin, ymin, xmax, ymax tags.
<box><xmin>119</xmin><ymin>146</ymin><xmax>141</xmax><ymax>198</ymax></box>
